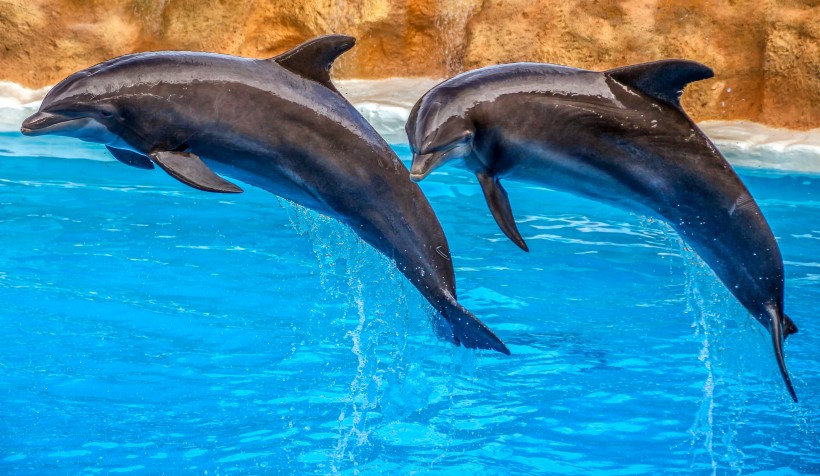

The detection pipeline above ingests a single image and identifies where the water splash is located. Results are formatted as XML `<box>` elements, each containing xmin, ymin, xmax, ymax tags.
<box><xmin>679</xmin><ymin>242</ymin><xmax>749</xmax><ymax>475</ymax></box>
<box><xmin>280</xmin><ymin>202</ymin><xmax>488</xmax><ymax>474</ymax></box>
<box><xmin>282</xmin><ymin>200</ymin><xmax>358</xmax><ymax>298</ymax></box>
<box><xmin>684</xmin><ymin>247</ymin><xmax>721</xmax><ymax>476</ymax></box>
<box><xmin>279</xmin><ymin>200</ymin><xmax>420</xmax><ymax>473</ymax></box>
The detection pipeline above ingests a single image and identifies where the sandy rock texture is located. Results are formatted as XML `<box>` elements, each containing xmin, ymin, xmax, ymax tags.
<box><xmin>0</xmin><ymin>0</ymin><xmax>817</xmax><ymax>129</ymax></box>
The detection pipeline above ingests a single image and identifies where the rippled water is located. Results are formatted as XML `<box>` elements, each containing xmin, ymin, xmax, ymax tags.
<box><xmin>0</xmin><ymin>134</ymin><xmax>818</xmax><ymax>475</ymax></box>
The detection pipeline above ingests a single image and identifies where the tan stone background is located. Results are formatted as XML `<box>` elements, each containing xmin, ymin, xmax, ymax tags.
<box><xmin>1</xmin><ymin>0</ymin><xmax>818</xmax><ymax>129</ymax></box>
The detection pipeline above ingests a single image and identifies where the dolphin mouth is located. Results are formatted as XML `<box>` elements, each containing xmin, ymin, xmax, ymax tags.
<box><xmin>20</xmin><ymin>111</ymin><xmax>75</xmax><ymax>136</ymax></box>
<box><xmin>410</xmin><ymin>144</ymin><xmax>471</xmax><ymax>182</ymax></box>
<box><xmin>409</xmin><ymin>156</ymin><xmax>434</xmax><ymax>182</ymax></box>
<box><xmin>409</xmin><ymin>152</ymin><xmax>439</xmax><ymax>182</ymax></box>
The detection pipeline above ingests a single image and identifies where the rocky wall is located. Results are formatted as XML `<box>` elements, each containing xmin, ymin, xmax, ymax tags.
<box><xmin>1</xmin><ymin>0</ymin><xmax>817</xmax><ymax>129</ymax></box>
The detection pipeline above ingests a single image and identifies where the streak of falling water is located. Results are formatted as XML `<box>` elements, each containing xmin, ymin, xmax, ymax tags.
<box><xmin>132</xmin><ymin>0</ymin><xmax>171</xmax><ymax>36</ymax></box>
<box><xmin>329</xmin><ymin>0</ymin><xmax>371</xmax><ymax>75</ymax></box>
<box><xmin>436</xmin><ymin>0</ymin><xmax>479</xmax><ymax>76</ymax></box>
<box><xmin>331</xmin><ymin>0</ymin><xmax>348</xmax><ymax>32</ymax></box>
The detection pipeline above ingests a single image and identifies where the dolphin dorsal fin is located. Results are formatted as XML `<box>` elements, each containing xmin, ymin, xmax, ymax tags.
<box><xmin>271</xmin><ymin>34</ymin><xmax>355</xmax><ymax>94</ymax></box>
<box><xmin>605</xmin><ymin>59</ymin><xmax>714</xmax><ymax>110</ymax></box>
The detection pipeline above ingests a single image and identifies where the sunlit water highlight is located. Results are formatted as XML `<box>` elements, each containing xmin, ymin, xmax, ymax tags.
<box><xmin>0</xmin><ymin>86</ymin><xmax>819</xmax><ymax>474</ymax></box>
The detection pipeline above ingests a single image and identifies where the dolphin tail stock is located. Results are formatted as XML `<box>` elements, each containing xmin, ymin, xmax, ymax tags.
<box><xmin>436</xmin><ymin>297</ymin><xmax>511</xmax><ymax>355</ymax></box>
<box><xmin>768</xmin><ymin>305</ymin><xmax>798</xmax><ymax>402</ymax></box>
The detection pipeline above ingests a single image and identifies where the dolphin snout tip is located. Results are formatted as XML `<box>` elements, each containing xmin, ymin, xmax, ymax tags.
<box><xmin>20</xmin><ymin>116</ymin><xmax>35</xmax><ymax>135</ymax></box>
<box><xmin>19</xmin><ymin>117</ymin><xmax>39</xmax><ymax>136</ymax></box>
<box><xmin>20</xmin><ymin>111</ymin><xmax>52</xmax><ymax>135</ymax></box>
<box><xmin>19</xmin><ymin>122</ymin><xmax>42</xmax><ymax>136</ymax></box>
<box><xmin>409</xmin><ymin>153</ymin><xmax>432</xmax><ymax>182</ymax></box>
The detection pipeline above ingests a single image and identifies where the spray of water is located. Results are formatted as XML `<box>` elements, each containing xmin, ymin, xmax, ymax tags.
<box><xmin>279</xmin><ymin>200</ymin><xmax>420</xmax><ymax>474</ymax></box>
<box><xmin>683</xmin><ymin>248</ymin><xmax>721</xmax><ymax>476</ymax></box>
<box><xmin>277</xmin><ymin>200</ymin><xmax>494</xmax><ymax>472</ymax></box>
<box><xmin>679</xmin><ymin>241</ymin><xmax>751</xmax><ymax>476</ymax></box>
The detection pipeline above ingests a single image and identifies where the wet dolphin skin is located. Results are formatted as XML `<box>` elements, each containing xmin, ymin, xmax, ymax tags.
<box><xmin>21</xmin><ymin>35</ymin><xmax>509</xmax><ymax>355</ymax></box>
<box><xmin>406</xmin><ymin>60</ymin><xmax>799</xmax><ymax>401</ymax></box>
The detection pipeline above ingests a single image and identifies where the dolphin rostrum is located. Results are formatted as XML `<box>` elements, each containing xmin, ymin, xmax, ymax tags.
<box><xmin>20</xmin><ymin>35</ymin><xmax>509</xmax><ymax>355</ymax></box>
<box><xmin>405</xmin><ymin>60</ymin><xmax>799</xmax><ymax>401</ymax></box>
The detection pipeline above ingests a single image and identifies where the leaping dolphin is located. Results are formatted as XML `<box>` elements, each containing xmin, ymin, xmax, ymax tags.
<box><xmin>405</xmin><ymin>60</ymin><xmax>799</xmax><ymax>401</ymax></box>
<box><xmin>20</xmin><ymin>35</ymin><xmax>509</xmax><ymax>355</ymax></box>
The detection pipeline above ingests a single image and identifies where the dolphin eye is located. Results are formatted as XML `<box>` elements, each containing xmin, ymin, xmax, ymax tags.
<box><xmin>101</xmin><ymin>110</ymin><xmax>113</xmax><ymax>118</ymax></box>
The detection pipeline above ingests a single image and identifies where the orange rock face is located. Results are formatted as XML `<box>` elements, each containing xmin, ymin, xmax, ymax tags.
<box><xmin>1</xmin><ymin>0</ymin><xmax>817</xmax><ymax>129</ymax></box>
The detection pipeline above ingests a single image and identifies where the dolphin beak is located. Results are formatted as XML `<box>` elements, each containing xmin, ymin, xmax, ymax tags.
<box><xmin>409</xmin><ymin>152</ymin><xmax>437</xmax><ymax>182</ymax></box>
<box><xmin>20</xmin><ymin>111</ymin><xmax>69</xmax><ymax>136</ymax></box>
<box><xmin>410</xmin><ymin>154</ymin><xmax>431</xmax><ymax>182</ymax></box>
<box><xmin>410</xmin><ymin>142</ymin><xmax>473</xmax><ymax>182</ymax></box>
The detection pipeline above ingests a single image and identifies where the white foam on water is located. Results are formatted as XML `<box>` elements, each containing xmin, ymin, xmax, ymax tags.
<box><xmin>336</xmin><ymin>78</ymin><xmax>440</xmax><ymax>144</ymax></box>
<box><xmin>699</xmin><ymin>121</ymin><xmax>820</xmax><ymax>175</ymax></box>
<box><xmin>0</xmin><ymin>81</ymin><xmax>51</xmax><ymax>133</ymax></box>
<box><xmin>2</xmin><ymin>79</ymin><xmax>820</xmax><ymax>174</ymax></box>
<box><xmin>0</xmin><ymin>81</ymin><xmax>51</xmax><ymax>107</ymax></box>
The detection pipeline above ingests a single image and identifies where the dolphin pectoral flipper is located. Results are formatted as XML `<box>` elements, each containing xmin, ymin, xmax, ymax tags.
<box><xmin>477</xmin><ymin>172</ymin><xmax>529</xmax><ymax>252</ymax></box>
<box><xmin>106</xmin><ymin>146</ymin><xmax>155</xmax><ymax>170</ymax></box>
<box><xmin>271</xmin><ymin>34</ymin><xmax>355</xmax><ymax>94</ymax></box>
<box><xmin>441</xmin><ymin>298</ymin><xmax>510</xmax><ymax>355</ymax></box>
<box><xmin>605</xmin><ymin>59</ymin><xmax>714</xmax><ymax>110</ymax></box>
<box><xmin>149</xmin><ymin>150</ymin><xmax>243</xmax><ymax>193</ymax></box>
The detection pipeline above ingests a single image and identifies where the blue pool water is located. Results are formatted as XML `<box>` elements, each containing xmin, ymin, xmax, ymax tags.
<box><xmin>1</xmin><ymin>132</ymin><xmax>818</xmax><ymax>475</ymax></box>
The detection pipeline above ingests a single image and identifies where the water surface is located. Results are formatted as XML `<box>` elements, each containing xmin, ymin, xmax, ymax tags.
<box><xmin>0</xmin><ymin>132</ymin><xmax>818</xmax><ymax>475</ymax></box>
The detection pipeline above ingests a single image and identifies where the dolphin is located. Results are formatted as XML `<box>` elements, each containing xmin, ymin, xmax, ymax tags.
<box><xmin>20</xmin><ymin>35</ymin><xmax>509</xmax><ymax>355</ymax></box>
<box><xmin>405</xmin><ymin>60</ymin><xmax>799</xmax><ymax>401</ymax></box>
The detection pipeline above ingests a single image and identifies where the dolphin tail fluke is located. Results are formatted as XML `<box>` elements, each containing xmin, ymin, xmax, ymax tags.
<box><xmin>784</xmin><ymin>313</ymin><xmax>799</xmax><ymax>337</ymax></box>
<box><xmin>769</xmin><ymin>307</ymin><xmax>798</xmax><ymax>402</ymax></box>
<box><xmin>439</xmin><ymin>299</ymin><xmax>510</xmax><ymax>355</ymax></box>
